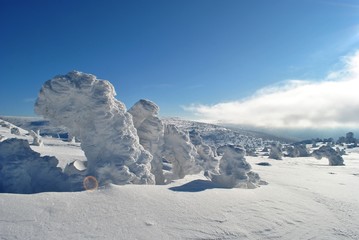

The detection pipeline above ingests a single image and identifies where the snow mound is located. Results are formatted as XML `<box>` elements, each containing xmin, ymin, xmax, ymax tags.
<box><xmin>0</xmin><ymin>138</ymin><xmax>68</xmax><ymax>193</ymax></box>
<box><xmin>35</xmin><ymin>71</ymin><xmax>155</xmax><ymax>186</ymax></box>
<box><xmin>205</xmin><ymin>145</ymin><xmax>266</xmax><ymax>188</ymax></box>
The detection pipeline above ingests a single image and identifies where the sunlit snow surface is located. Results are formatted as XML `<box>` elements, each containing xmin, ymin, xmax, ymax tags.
<box><xmin>1</xmin><ymin>121</ymin><xmax>359</xmax><ymax>239</ymax></box>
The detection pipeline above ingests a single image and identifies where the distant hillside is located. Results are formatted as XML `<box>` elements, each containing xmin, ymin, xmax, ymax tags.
<box><xmin>1</xmin><ymin>116</ymin><xmax>291</xmax><ymax>149</ymax></box>
<box><xmin>163</xmin><ymin>118</ymin><xmax>293</xmax><ymax>148</ymax></box>
<box><xmin>0</xmin><ymin>116</ymin><xmax>68</xmax><ymax>138</ymax></box>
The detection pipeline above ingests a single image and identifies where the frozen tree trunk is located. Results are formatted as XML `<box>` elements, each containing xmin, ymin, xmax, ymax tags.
<box><xmin>35</xmin><ymin>71</ymin><xmax>155</xmax><ymax>186</ymax></box>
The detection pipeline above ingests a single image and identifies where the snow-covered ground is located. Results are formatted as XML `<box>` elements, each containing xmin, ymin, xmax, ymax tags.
<box><xmin>1</xmin><ymin>119</ymin><xmax>359</xmax><ymax>239</ymax></box>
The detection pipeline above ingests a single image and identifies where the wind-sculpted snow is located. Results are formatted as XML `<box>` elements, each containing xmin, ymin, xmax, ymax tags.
<box><xmin>128</xmin><ymin>99</ymin><xmax>165</xmax><ymax>184</ymax></box>
<box><xmin>312</xmin><ymin>145</ymin><xmax>345</xmax><ymax>166</ymax></box>
<box><xmin>205</xmin><ymin>145</ymin><xmax>265</xmax><ymax>188</ymax></box>
<box><xmin>35</xmin><ymin>71</ymin><xmax>155</xmax><ymax>186</ymax></box>
<box><xmin>0</xmin><ymin>138</ymin><xmax>68</xmax><ymax>193</ymax></box>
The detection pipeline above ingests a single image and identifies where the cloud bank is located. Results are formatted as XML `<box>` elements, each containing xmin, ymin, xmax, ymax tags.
<box><xmin>184</xmin><ymin>51</ymin><xmax>359</xmax><ymax>129</ymax></box>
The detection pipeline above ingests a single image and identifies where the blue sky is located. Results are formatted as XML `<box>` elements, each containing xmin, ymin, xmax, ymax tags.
<box><xmin>1</xmin><ymin>0</ymin><xmax>359</xmax><ymax>132</ymax></box>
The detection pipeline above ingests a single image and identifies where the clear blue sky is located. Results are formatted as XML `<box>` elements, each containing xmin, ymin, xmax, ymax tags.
<box><xmin>1</xmin><ymin>0</ymin><xmax>359</xmax><ymax>118</ymax></box>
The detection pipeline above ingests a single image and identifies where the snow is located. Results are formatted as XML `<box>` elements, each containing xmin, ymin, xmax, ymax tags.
<box><xmin>1</xmin><ymin>67</ymin><xmax>359</xmax><ymax>239</ymax></box>
<box><xmin>128</xmin><ymin>99</ymin><xmax>166</xmax><ymax>184</ymax></box>
<box><xmin>205</xmin><ymin>145</ymin><xmax>266</xmax><ymax>189</ymax></box>
<box><xmin>313</xmin><ymin>145</ymin><xmax>345</xmax><ymax>166</ymax></box>
<box><xmin>1</xmin><ymin>117</ymin><xmax>359</xmax><ymax>239</ymax></box>
<box><xmin>1</xmin><ymin>153</ymin><xmax>358</xmax><ymax>239</ymax></box>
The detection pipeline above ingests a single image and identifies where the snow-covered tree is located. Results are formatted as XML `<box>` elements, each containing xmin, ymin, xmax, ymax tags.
<box><xmin>29</xmin><ymin>130</ymin><xmax>43</xmax><ymax>146</ymax></box>
<box><xmin>189</xmin><ymin>129</ymin><xmax>219</xmax><ymax>173</ymax></box>
<box><xmin>205</xmin><ymin>145</ymin><xmax>266</xmax><ymax>188</ymax></box>
<box><xmin>269</xmin><ymin>142</ymin><xmax>283</xmax><ymax>160</ymax></box>
<box><xmin>128</xmin><ymin>99</ymin><xmax>166</xmax><ymax>184</ymax></box>
<box><xmin>35</xmin><ymin>71</ymin><xmax>155</xmax><ymax>186</ymax></box>
<box><xmin>162</xmin><ymin>124</ymin><xmax>202</xmax><ymax>182</ymax></box>
<box><xmin>312</xmin><ymin>145</ymin><xmax>344</xmax><ymax>166</ymax></box>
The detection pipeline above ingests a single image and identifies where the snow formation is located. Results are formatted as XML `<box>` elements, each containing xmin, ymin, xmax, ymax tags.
<box><xmin>162</xmin><ymin>124</ymin><xmax>202</xmax><ymax>182</ymax></box>
<box><xmin>0</xmin><ymin>138</ymin><xmax>68</xmax><ymax>193</ymax></box>
<box><xmin>35</xmin><ymin>71</ymin><xmax>155</xmax><ymax>186</ymax></box>
<box><xmin>205</xmin><ymin>145</ymin><xmax>265</xmax><ymax>188</ymax></box>
<box><xmin>189</xmin><ymin>129</ymin><xmax>219</xmax><ymax>172</ymax></box>
<box><xmin>129</xmin><ymin>99</ymin><xmax>213</xmax><ymax>184</ymax></box>
<box><xmin>312</xmin><ymin>145</ymin><xmax>345</xmax><ymax>166</ymax></box>
<box><xmin>286</xmin><ymin>144</ymin><xmax>310</xmax><ymax>158</ymax></box>
<box><xmin>269</xmin><ymin>142</ymin><xmax>283</xmax><ymax>160</ymax></box>
<box><xmin>29</xmin><ymin>130</ymin><xmax>43</xmax><ymax>146</ymax></box>
<box><xmin>128</xmin><ymin>99</ymin><xmax>166</xmax><ymax>184</ymax></box>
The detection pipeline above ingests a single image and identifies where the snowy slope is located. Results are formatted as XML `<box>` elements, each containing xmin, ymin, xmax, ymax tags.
<box><xmin>164</xmin><ymin>118</ymin><xmax>293</xmax><ymax>149</ymax></box>
<box><xmin>1</xmin><ymin>119</ymin><xmax>359</xmax><ymax>239</ymax></box>
<box><xmin>2</xmin><ymin>116</ymin><xmax>291</xmax><ymax>147</ymax></box>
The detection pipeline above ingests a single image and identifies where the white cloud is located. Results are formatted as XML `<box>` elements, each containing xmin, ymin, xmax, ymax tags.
<box><xmin>184</xmin><ymin>51</ymin><xmax>359</xmax><ymax>129</ymax></box>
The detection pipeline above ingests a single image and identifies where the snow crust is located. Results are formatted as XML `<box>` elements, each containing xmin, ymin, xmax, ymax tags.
<box><xmin>35</xmin><ymin>71</ymin><xmax>155</xmax><ymax>186</ymax></box>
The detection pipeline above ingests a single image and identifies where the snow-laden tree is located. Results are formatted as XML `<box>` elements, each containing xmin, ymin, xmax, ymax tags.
<box><xmin>162</xmin><ymin>124</ymin><xmax>202</xmax><ymax>182</ymax></box>
<box><xmin>0</xmin><ymin>138</ymin><xmax>68</xmax><ymax>193</ymax></box>
<box><xmin>29</xmin><ymin>130</ymin><xmax>43</xmax><ymax>146</ymax></box>
<box><xmin>285</xmin><ymin>145</ymin><xmax>300</xmax><ymax>157</ymax></box>
<box><xmin>269</xmin><ymin>142</ymin><xmax>283</xmax><ymax>160</ymax></box>
<box><xmin>35</xmin><ymin>71</ymin><xmax>155</xmax><ymax>186</ymax></box>
<box><xmin>205</xmin><ymin>145</ymin><xmax>266</xmax><ymax>188</ymax></box>
<box><xmin>312</xmin><ymin>145</ymin><xmax>345</xmax><ymax>166</ymax></box>
<box><xmin>129</xmin><ymin>99</ymin><xmax>213</xmax><ymax>184</ymax></box>
<box><xmin>189</xmin><ymin>129</ymin><xmax>219</xmax><ymax>173</ymax></box>
<box><xmin>286</xmin><ymin>144</ymin><xmax>310</xmax><ymax>157</ymax></box>
<box><xmin>128</xmin><ymin>99</ymin><xmax>166</xmax><ymax>184</ymax></box>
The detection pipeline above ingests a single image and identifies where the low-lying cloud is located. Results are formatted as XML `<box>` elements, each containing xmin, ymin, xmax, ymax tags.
<box><xmin>184</xmin><ymin>51</ymin><xmax>359</xmax><ymax>129</ymax></box>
